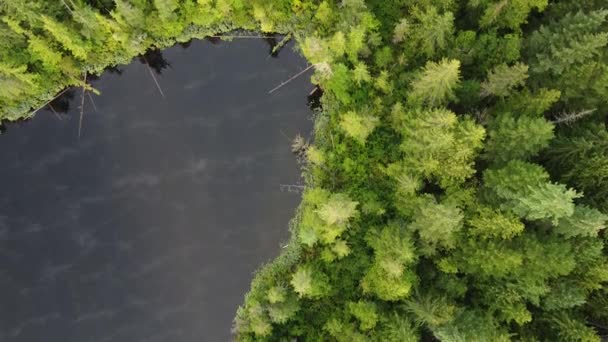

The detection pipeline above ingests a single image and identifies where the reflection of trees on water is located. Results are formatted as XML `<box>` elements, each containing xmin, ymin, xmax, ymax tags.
<box><xmin>179</xmin><ymin>41</ymin><xmax>192</xmax><ymax>49</ymax></box>
<box><xmin>307</xmin><ymin>87</ymin><xmax>323</xmax><ymax>111</ymax></box>
<box><xmin>205</xmin><ymin>36</ymin><xmax>222</xmax><ymax>45</ymax></box>
<box><xmin>263</xmin><ymin>36</ymin><xmax>280</xmax><ymax>57</ymax></box>
<box><xmin>139</xmin><ymin>49</ymin><xmax>171</xmax><ymax>74</ymax></box>
<box><xmin>48</xmin><ymin>88</ymin><xmax>77</xmax><ymax>114</ymax></box>
<box><xmin>203</xmin><ymin>34</ymin><xmax>286</xmax><ymax>57</ymax></box>
<box><xmin>105</xmin><ymin>66</ymin><xmax>123</xmax><ymax>75</ymax></box>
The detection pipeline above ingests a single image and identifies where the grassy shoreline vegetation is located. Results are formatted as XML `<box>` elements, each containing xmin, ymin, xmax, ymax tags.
<box><xmin>1</xmin><ymin>0</ymin><xmax>608</xmax><ymax>340</ymax></box>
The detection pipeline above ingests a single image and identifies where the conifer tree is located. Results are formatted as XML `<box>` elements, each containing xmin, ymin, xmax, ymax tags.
<box><xmin>484</xmin><ymin>112</ymin><xmax>554</xmax><ymax>165</ymax></box>
<box><xmin>40</xmin><ymin>15</ymin><xmax>88</xmax><ymax>60</ymax></box>
<box><xmin>480</xmin><ymin>62</ymin><xmax>529</xmax><ymax>97</ymax></box>
<box><xmin>471</xmin><ymin>0</ymin><xmax>548</xmax><ymax>29</ymax></box>
<box><xmin>484</xmin><ymin>160</ymin><xmax>580</xmax><ymax>224</ymax></box>
<box><xmin>408</xmin><ymin>59</ymin><xmax>461</xmax><ymax>107</ymax></box>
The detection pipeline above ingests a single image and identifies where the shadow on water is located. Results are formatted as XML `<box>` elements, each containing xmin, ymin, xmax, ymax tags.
<box><xmin>0</xmin><ymin>38</ymin><xmax>312</xmax><ymax>342</ymax></box>
<box><xmin>263</xmin><ymin>36</ymin><xmax>280</xmax><ymax>57</ymax></box>
<box><xmin>138</xmin><ymin>49</ymin><xmax>171</xmax><ymax>74</ymax></box>
<box><xmin>47</xmin><ymin>88</ymin><xmax>77</xmax><ymax>114</ymax></box>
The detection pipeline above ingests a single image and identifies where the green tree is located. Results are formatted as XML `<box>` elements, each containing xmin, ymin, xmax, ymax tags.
<box><xmin>484</xmin><ymin>160</ymin><xmax>580</xmax><ymax>224</ymax></box>
<box><xmin>471</xmin><ymin>0</ymin><xmax>548</xmax><ymax>29</ymax></box>
<box><xmin>545</xmin><ymin>124</ymin><xmax>608</xmax><ymax>211</ymax></box>
<box><xmin>408</xmin><ymin>59</ymin><xmax>461</xmax><ymax>107</ymax></box>
<box><xmin>348</xmin><ymin>301</ymin><xmax>378</xmax><ymax>331</ymax></box>
<box><xmin>480</xmin><ymin>62</ymin><xmax>529</xmax><ymax>97</ymax></box>
<box><xmin>528</xmin><ymin>10</ymin><xmax>608</xmax><ymax>76</ymax></box>
<box><xmin>555</xmin><ymin>205</ymin><xmax>608</xmax><ymax>238</ymax></box>
<box><xmin>396</xmin><ymin>108</ymin><xmax>485</xmax><ymax>188</ymax></box>
<box><xmin>410</xmin><ymin>6</ymin><xmax>454</xmax><ymax>58</ymax></box>
<box><xmin>339</xmin><ymin>111</ymin><xmax>379</xmax><ymax>144</ymax></box>
<box><xmin>290</xmin><ymin>264</ymin><xmax>330</xmax><ymax>299</ymax></box>
<box><xmin>40</xmin><ymin>15</ymin><xmax>88</xmax><ymax>60</ymax></box>
<box><xmin>409</xmin><ymin>196</ymin><xmax>464</xmax><ymax>254</ymax></box>
<box><xmin>483</xmin><ymin>112</ymin><xmax>554</xmax><ymax>165</ymax></box>
<box><xmin>526</xmin><ymin>10</ymin><xmax>608</xmax><ymax>107</ymax></box>
<box><xmin>361</xmin><ymin>224</ymin><xmax>418</xmax><ymax>301</ymax></box>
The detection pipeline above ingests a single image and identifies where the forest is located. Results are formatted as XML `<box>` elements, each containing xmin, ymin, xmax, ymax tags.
<box><xmin>1</xmin><ymin>0</ymin><xmax>607</xmax><ymax>341</ymax></box>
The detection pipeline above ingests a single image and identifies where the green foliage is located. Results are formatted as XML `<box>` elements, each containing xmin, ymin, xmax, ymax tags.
<box><xmin>290</xmin><ymin>264</ymin><xmax>330</xmax><ymax>299</ymax></box>
<box><xmin>484</xmin><ymin>112</ymin><xmax>554</xmax><ymax>165</ymax></box>
<box><xmin>546</xmin><ymin>124</ymin><xmax>608</xmax><ymax>211</ymax></box>
<box><xmin>316</xmin><ymin>193</ymin><xmax>358</xmax><ymax>226</ymax></box>
<box><xmin>40</xmin><ymin>15</ymin><xmax>88</xmax><ymax>60</ymax></box>
<box><xmin>466</xmin><ymin>206</ymin><xmax>525</xmax><ymax>240</ymax></box>
<box><xmin>528</xmin><ymin>10</ymin><xmax>608</xmax><ymax>76</ymax></box>
<box><xmin>481</xmin><ymin>62</ymin><xmax>529</xmax><ymax>97</ymax></box>
<box><xmin>471</xmin><ymin>0</ymin><xmax>549</xmax><ymax>29</ymax></box>
<box><xmin>362</xmin><ymin>224</ymin><xmax>418</xmax><ymax>301</ymax></box>
<box><xmin>396</xmin><ymin>108</ymin><xmax>485</xmax><ymax>188</ymax></box>
<box><xmin>2</xmin><ymin>0</ymin><xmax>608</xmax><ymax>340</ymax></box>
<box><xmin>526</xmin><ymin>10</ymin><xmax>608</xmax><ymax>107</ymax></box>
<box><xmin>548</xmin><ymin>312</ymin><xmax>601</xmax><ymax>342</ymax></box>
<box><xmin>556</xmin><ymin>205</ymin><xmax>608</xmax><ymax>238</ymax></box>
<box><xmin>408</xmin><ymin>58</ymin><xmax>461</xmax><ymax>107</ymax></box>
<box><xmin>298</xmin><ymin>190</ymin><xmax>358</xmax><ymax>246</ymax></box>
<box><xmin>410</xmin><ymin>6</ymin><xmax>454</xmax><ymax>58</ymax></box>
<box><xmin>339</xmin><ymin>110</ymin><xmax>379</xmax><ymax>144</ymax></box>
<box><xmin>373</xmin><ymin>312</ymin><xmax>419</xmax><ymax>341</ymax></box>
<box><xmin>409</xmin><ymin>197</ymin><xmax>464</xmax><ymax>254</ymax></box>
<box><xmin>347</xmin><ymin>301</ymin><xmax>378</xmax><ymax>330</ymax></box>
<box><xmin>484</xmin><ymin>160</ymin><xmax>580</xmax><ymax>224</ymax></box>
<box><xmin>405</xmin><ymin>292</ymin><xmax>457</xmax><ymax>327</ymax></box>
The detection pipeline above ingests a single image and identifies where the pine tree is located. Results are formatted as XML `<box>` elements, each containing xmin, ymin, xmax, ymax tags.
<box><xmin>408</xmin><ymin>59</ymin><xmax>461</xmax><ymax>107</ymax></box>
<box><xmin>483</xmin><ymin>160</ymin><xmax>580</xmax><ymax>224</ymax></box>
<box><xmin>545</xmin><ymin>124</ymin><xmax>608</xmax><ymax>211</ymax></box>
<box><xmin>528</xmin><ymin>10</ymin><xmax>608</xmax><ymax>75</ymax></box>
<box><xmin>40</xmin><ymin>15</ymin><xmax>88</xmax><ymax>60</ymax></box>
<box><xmin>484</xmin><ymin>112</ymin><xmax>554</xmax><ymax>165</ymax></box>
<box><xmin>472</xmin><ymin>0</ymin><xmax>549</xmax><ymax>30</ymax></box>
<box><xmin>555</xmin><ymin>205</ymin><xmax>608</xmax><ymax>238</ymax></box>
<box><xmin>361</xmin><ymin>224</ymin><xmax>418</xmax><ymax>301</ymax></box>
<box><xmin>410</xmin><ymin>6</ymin><xmax>454</xmax><ymax>58</ymax></box>
<box><xmin>339</xmin><ymin>111</ymin><xmax>379</xmax><ymax>144</ymax></box>
<box><xmin>527</xmin><ymin>10</ymin><xmax>608</xmax><ymax>107</ymax></box>
<box><xmin>480</xmin><ymin>62</ymin><xmax>529</xmax><ymax>97</ymax></box>
<box><xmin>397</xmin><ymin>108</ymin><xmax>485</xmax><ymax>188</ymax></box>
<box><xmin>409</xmin><ymin>196</ymin><xmax>464</xmax><ymax>254</ymax></box>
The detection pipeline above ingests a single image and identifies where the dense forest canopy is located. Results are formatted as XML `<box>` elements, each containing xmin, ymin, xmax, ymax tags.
<box><xmin>1</xmin><ymin>0</ymin><xmax>607</xmax><ymax>341</ymax></box>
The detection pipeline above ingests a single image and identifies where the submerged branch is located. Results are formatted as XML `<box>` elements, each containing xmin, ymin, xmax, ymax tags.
<box><xmin>78</xmin><ymin>73</ymin><xmax>87</xmax><ymax>139</ymax></box>
<box><xmin>87</xmin><ymin>92</ymin><xmax>98</xmax><ymax>112</ymax></box>
<box><xmin>47</xmin><ymin>103</ymin><xmax>62</xmax><ymax>120</ymax></box>
<box><xmin>268</xmin><ymin>64</ymin><xmax>317</xmax><ymax>94</ymax></box>
<box><xmin>279</xmin><ymin>184</ymin><xmax>306</xmax><ymax>193</ymax></box>
<box><xmin>143</xmin><ymin>56</ymin><xmax>166</xmax><ymax>98</ymax></box>
<box><xmin>271</xmin><ymin>33</ymin><xmax>293</xmax><ymax>56</ymax></box>
<box><xmin>28</xmin><ymin>88</ymin><xmax>70</xmax><ymax>118</ymax></box>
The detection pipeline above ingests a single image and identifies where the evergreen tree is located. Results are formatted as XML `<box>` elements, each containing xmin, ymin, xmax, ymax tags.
<box><xmin>545</xmin><ymin>124</ymin><xmax>608</xmax><ymax>211</ymax></box>
<box><xmin>471</xmin><ymin>0</ymin><xmax>548</xmax><ymax>30</ymax></box>
<box><xmin>480</xmin><ymin>62</ymin><xmax>529</xmax><ymax>97</ymax></box>
<box><xmin>396</xmin><ymin>107</ymin><xmax>485</xmax><ymax>188</ymax></box>
<box><xmin>484</xmin><ymin>112</ymin><xmax>554</xmax><ymax>165</ymax></box>
<box><xmin>408</xmin><ymin>59</ymin><xmax>461</xmax><ymax>107</ymax></box>
<box><xmin>484</xmin><ymin>160</ymin><xmax>580</xmax><ymax>224</ymax></box>
<box><xmin>526</xmin><ymin>10</ymin><xmax>608</xmax><ymax>107</ymax></box>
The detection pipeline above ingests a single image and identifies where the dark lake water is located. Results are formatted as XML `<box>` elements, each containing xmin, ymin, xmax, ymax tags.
<box><xmin>0</xmin><ymin>39</ymin><xmax>312</xmax><ymax>341</ymax></box>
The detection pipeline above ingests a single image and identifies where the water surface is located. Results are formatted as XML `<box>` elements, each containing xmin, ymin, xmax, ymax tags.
<box><xmin>0</xmin><ymin>39</ymin><xmax>312</xmax><ymax>341</ymax></box>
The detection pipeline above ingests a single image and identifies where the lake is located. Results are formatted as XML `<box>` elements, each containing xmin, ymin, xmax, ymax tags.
<box><xmin>0</xmin><ymin>38</ymin><xmax>312</xmax><ymax>341</ymax></box>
